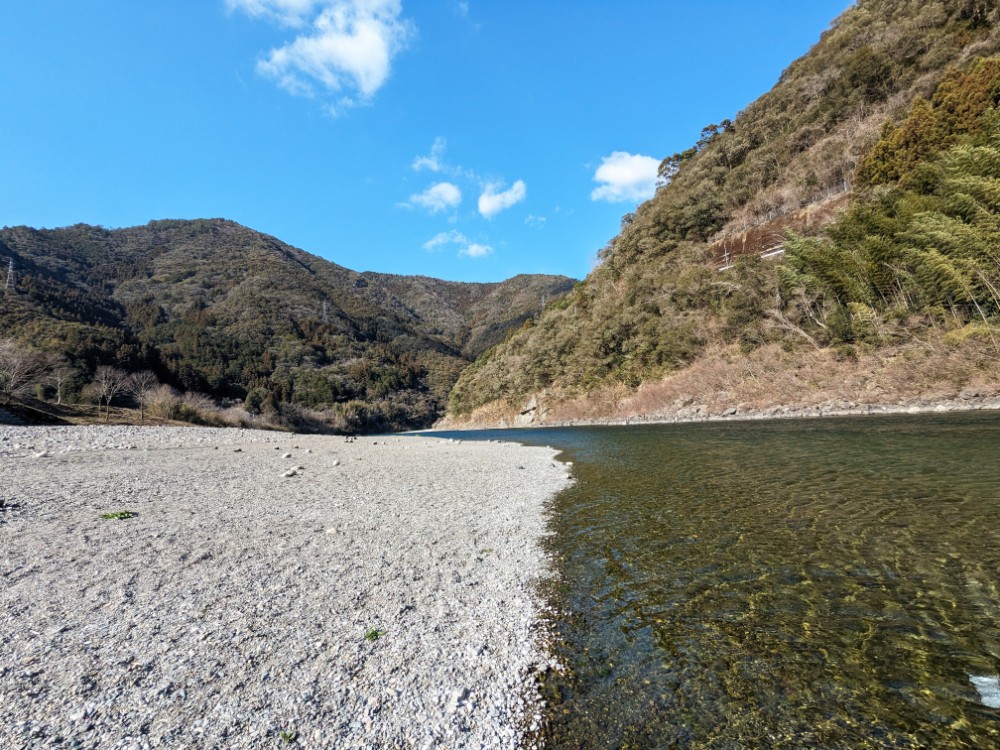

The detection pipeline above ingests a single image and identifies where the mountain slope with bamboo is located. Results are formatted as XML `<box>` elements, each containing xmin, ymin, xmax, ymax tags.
<box><xmin>444</xmin><ymin>0</ymin><xmax>1000</xmax><ymax>426</ymax></box>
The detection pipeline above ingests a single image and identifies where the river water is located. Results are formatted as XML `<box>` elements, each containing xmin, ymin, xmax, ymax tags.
<box><xmin>437</xmin><ymin>412</ymin><xmax>1000</xmax><ymax>748</ymax></box>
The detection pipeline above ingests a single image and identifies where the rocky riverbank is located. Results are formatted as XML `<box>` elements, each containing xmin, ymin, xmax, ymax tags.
<box><xmin>0</xmin><ymin>426</ymin><xmax>571</xmax><ymax>749</ymax></box>
<box><xmin>505</xmin><ymin>391</ymin><xmax>1000</xmax><ymax>429</ymax></box>
<box><xmin>438</xmin><ymin>339</ymin><xmax>1000</xmax><ymax>431</ymax></box>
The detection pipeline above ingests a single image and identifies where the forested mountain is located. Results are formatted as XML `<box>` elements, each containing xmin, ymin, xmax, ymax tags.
<box><xmin>360</xmin><ymin>272</ymin><xmax>562</xmax><ymax>358</ymax></box>
<box><xmin>446</xmin><ymin>0</ymin><xmax>1000</xmax><ymax>424</ymax></box>
<box><xmin>0</xmin><ymin>219</ymin><xmax>573</xmax><ymax>431</ymax></box>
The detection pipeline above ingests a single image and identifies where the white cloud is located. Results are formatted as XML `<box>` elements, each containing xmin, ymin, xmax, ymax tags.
<box><xmin>590</xmin><ymin>151</ymin><xmax>660</xmax><ymax>203</ymax></box>
<box><xmin>412</xmin><ymin>137</ymin><xmax>447</xmax><ymax>172</ymax></box>
<box><xmin>232</xmin><ymin>0</ymin><xmax>413</xmax><ymax>106</ymax></box>
<box><xmin>421</xmin><ymin>231</ymin><xmax>492</xmax><ymax>259</ymax></box>
<box><xmin>407</xmin><ymin>182</ymin><xmax>462</xmax><ymax>214</ymax></box>
<box><xmin>422</xmin><ymin>230</ymin><xmax>467</xmax><ymax>251</ymax></box>
<box><xmin>478</xmin><ymin>180</ymin><xmax>526</xmax><ymax>219</ymax></box>
<box><xmin>525</xmin><ymin>214</ymin><xmax>546</xmax><ymax>228</ymax></box>
<box><xmin>460</xmin><ymin>243</ymin><xmax>493</xmax><ymax>258</ymax></box>
<box><xmin>455</xmin><ymin>1</ymin><xmax>469</xmax><ymax>16</ymax></box>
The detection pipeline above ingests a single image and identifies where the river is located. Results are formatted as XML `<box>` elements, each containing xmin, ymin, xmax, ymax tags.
<box><xmin>436</xmin><ymin>412</ymin><xmax>1000</xmax><ymax>748</ymax></box>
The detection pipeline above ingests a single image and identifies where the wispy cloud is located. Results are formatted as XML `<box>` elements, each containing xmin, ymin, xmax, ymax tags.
<box><xmin>406</xmin><ymin>182</ymin><xmax>462</xmax><ymax>214</ymax></box>
<box><xmin>422</xmin><ymin>231</ymin><xmax>492</xmax><ymax>259</ymax></box>
<box><xmin>412</xmin><ymin>137</ymin><xmax>447</xmax><ymax>172</ymax></box>
<box><xmin>229</xmin><ymin>0</ymin><xmax>413</xmax><ymax>111</ymax></box>
<box><xmin>478</xmin><ymin>180</ymin><xmax>526</xmax><ymax>219</ymax></box>
<box><xmin>590</xmin><ymin>151</ymin><xmax>660</xmax><ymax>203</ymax></box>
<box><xmin>226</xmin><ymin>0</ymin><xmax>320</xmax><ymax>27</ymax></box>
<box><xmin>422</xmin><ymin>229</ymin><xmax>467</xmax><ymax>251</ymax></box>
<box><xmin>410</xmin><ymin>137</ymin><xmax>478</xmax><ymax>181</ymax></box>
<box><xmin>525</xmin><ymin>214</ymin><xmax>546</xmax><ymax>228</ymax></box>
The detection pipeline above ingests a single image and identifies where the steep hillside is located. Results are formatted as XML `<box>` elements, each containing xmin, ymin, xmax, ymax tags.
<box><xmin>0</xmin><ymin>219</ymin><xmax>573</xmax><ymax>431</ymax></box>
<box><xmin>447</xmin><ymin>0</ymin><xmax>1000</xmax><ymax>425</ymax></box>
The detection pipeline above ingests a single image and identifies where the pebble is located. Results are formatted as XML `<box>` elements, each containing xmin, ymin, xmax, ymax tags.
<box><xmin>0</xmin><ymin>423</ymin><xmax>571</xmax><ymax>749</ymax></box>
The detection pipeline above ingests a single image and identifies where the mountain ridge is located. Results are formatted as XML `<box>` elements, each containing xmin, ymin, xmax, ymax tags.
<box><xmin>0</xmin><ymin>218</ymin><xmax>574</xmax><ymax>431</ymax></box>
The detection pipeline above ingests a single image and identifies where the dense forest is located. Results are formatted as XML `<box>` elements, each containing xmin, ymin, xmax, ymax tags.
<box><xmin>447</xmin><ymin>0</ymin><xmax>1000</xmax><ymax>422</ymax></box>
<box><xmin>0</xmin><ymin>220</ymin><xmax>572</xmax><ymax>432</ymax></box>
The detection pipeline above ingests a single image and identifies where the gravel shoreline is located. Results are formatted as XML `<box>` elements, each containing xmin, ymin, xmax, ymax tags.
<box><xmin>0</xmin><ymin>426</ymin><xmax>572</xmax><ymax>749</ymax></box>
<box><xmin>442</xmin><ymin>394</ymin><xmax>1000</xmax><ymax>430</ymax></box>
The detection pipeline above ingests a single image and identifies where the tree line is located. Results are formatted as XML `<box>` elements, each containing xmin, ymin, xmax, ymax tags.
<box><xmin>1</xmin><ymin>338</ymin><xmax>204</xmax><ymax>421</ymax></box>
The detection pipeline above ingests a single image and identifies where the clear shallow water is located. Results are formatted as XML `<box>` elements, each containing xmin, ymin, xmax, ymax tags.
<box><xmin>436</xmin><ymin>413</ymin><xmax>1000</xmax><ymax>748</ymax></box>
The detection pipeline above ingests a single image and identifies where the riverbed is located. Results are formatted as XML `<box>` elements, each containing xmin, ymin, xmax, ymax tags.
<box><xmin>438</xmin><ymin>412</ymin><xmax>1000</xmax><ymax>748</ymax></box>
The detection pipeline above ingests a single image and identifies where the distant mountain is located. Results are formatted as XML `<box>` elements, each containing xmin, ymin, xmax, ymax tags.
<box><xmin>360</xmin><ymin>272</ymin><xmax>562</xmax><ymax>357</ymax></box>
<box><xmin>0</xmin><ymin>219</ymin><xmax>573</xmax><ymax>431</ymax></box>
<box><xmin>446</xmin><ymin>0</ymin><xmax>1000</xmax><ymax>425</ymax></box>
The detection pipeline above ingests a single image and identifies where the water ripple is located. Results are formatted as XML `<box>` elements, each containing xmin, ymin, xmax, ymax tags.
<box><xmin>439</xmin><ymin>413</ymin><xmax>1000</xmax><ymax>748</ymax></box>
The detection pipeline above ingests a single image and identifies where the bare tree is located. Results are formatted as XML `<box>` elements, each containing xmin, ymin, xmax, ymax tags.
<box><xmin>90</xmin><ymin>366</ymin><xmax>129</xmax><ymax>420</ymax></box>
<box><xmin>125</xmin><ymin>370</ymin><xmax>159</xmax><ymax>420</ymax></box>
<box><xmin>44</xmin><ymin>357</ymin><xmax>77</xmax><ymax>406</ymax></box>
<box><xmin>0</xmin><ymin>339</ymin><xmax>47</xmax><ymax>404</ymax></box>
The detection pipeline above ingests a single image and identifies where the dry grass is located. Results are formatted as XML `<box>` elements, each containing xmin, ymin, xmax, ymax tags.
<box><xmin>619</xmin><ymin>339</ymin><xmax>997</xmax><ymax>417</ymax></box>
<box><xmin>3</xmin><ymin>392</ymin><xmax>284</xmax><ymax>432</ymax></box>
<box><xmin>445</xmin><ymin>331</ymin><xmax>1000</xmax><ymax>427</ymax></box>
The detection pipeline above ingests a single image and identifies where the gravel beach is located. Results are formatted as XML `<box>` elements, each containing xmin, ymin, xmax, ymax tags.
<box><xmin>0</xmin><ymin>426</ymin><xmax>571</xmax><ymax>749</ymax></box>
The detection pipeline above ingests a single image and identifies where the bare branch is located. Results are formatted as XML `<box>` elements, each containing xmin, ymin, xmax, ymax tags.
<box><xmin>125</xmin><ymin>370</ymin><xmax>160</xmax><ymax>420</ymax></box>
<box><xmin>90</xmin><ymin>366</ymin><xmax>129</xmax><ymax>420</ymax></box>
<box><xmin>0</xmin><ymin>339</ymin><xmax>48</xmax><ymax>403</ymax></box>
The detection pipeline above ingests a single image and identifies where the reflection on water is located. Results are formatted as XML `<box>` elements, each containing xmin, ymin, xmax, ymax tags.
<box><xmin>437</xmin><ymin>413</ymin><xmax>1000</xmax><ymax>748</ymax></box>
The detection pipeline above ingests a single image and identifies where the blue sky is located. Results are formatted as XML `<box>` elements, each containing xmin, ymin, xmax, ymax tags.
<box><xmin>1</xmin><ymin>1</ymin><xmax>853</xmax><ymax>282</ymax></box>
